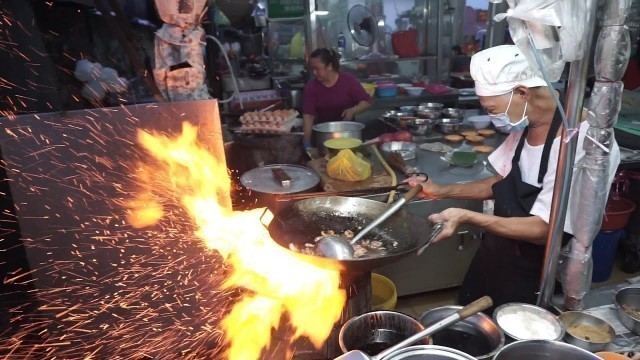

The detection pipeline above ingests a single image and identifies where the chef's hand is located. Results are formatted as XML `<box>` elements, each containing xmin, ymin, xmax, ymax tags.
<box><xmin>341</xmin><ymin>107</ymin><xmax>356</xmax><ymax>121</ymax></box>
<box><xmin>405</xmin><ymin>176</ymin><xmax>442</xmax><ymax>199</ymax></box>
<box><xmin>428</xmin><ymin>208</ymin><xmax>470</xmax><ymax>243</ymax></box>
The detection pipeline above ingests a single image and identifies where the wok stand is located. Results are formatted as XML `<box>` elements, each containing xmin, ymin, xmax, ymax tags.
<box><xmin>264</xmin><ymin>272</ymin><xmax>372</xmax><ymax>359</ymax></box>
<box><xmin>265</xmin><ymin>196</ymin><xmax>436</xmax><ymax>359</ymax></box>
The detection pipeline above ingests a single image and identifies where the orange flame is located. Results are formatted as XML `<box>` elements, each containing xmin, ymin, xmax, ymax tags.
<box><xmin>127</xmin><ymin>122</ymin><xmax>346</xmax><ymax>359</ymax></box>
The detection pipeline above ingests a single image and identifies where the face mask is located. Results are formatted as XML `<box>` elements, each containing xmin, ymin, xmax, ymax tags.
<box><xmin>489</xmin><ymin>91</ymin><xmax>529</xmax><ymax>133</ymax></box>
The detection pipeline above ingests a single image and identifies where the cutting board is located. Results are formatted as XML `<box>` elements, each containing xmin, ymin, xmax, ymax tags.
<box><xmin>307</xmin><ymin>157</ymin><xmax>394</xmax><ymax>192</ymax></box>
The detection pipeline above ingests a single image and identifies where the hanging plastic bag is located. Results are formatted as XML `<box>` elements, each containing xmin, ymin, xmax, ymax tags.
<box><xmin>327</xmin><ymin>149</ymin><xmax>372</xmax><ymax>182</ymax></box>
<box><xmin>494</xmin><ymin>0</ymin><xmax>564</xmax><ymax>82</ymax></box>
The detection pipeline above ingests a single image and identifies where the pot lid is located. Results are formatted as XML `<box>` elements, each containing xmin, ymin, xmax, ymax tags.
<box><xmin>240</xmin><ymin>164</ymin><xmax>319</xmax><ymax>194</ymax></box>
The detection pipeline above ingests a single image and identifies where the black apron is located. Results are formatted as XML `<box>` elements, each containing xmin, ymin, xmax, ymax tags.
<box><xmin>457</xmin><ymin>110</ymin><xmax>565</xmax><ymax>314</ymax></box>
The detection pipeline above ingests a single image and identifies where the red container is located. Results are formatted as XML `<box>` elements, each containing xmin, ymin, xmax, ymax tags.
<box><xmin>601</xmin><ymin>197</ymin><xmax>636</xmax><ymax>231</ymax></box>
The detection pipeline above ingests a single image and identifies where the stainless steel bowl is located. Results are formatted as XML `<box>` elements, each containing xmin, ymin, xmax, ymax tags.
<box><xmin>383</xmin><ymin>345</ymin><xmax>476</xmax><ymax>360</ymax></box>
<box><xmin>339</xmin><ymin>311</ymin><xmax>430</xmax><ymax>356</ymax></box>
<box><xmin>441</xmin><ymin>108</ymin><xmax>464</xmax><ymax>119</ymax></box>
<box><xmin>438</xmin><ymin>118</ymin><xmax>463</xmax><ymax>134</ymax></box>
<box><xmin>493</xmin><ymin>303</ymin><xmax>564</xmax><ymax>341</ymax></box>
<box><xmin>614</xmin><ymin>286</ymin><xmax>640</xmax><ymax>335</ymax></box>
<box><xmin>419</xmin><ymin>102</ymin><xmax>444</xmax><ymax>110</ymax></box>
<box><xmin>559</xmin><ymin>311</ymin><xmax>615</xmax><ymax>352</ymax></box>
<box><xmin>416</xmin><ymin>108</ymin><xmax>442</xmax><ymax>119</ymax></box>
<box><xmin>419</xmin><ymin>305</ymin><xmax>504</xmax><ymax>359</ymax></box>
<box><xmin>399</xmin><ymin>105</ymin><xmax>418</xmax><ymax>114</ymax></box>
<box><xmin>493</xmin><ymin>340</ymin><xmax>601</xmax><ymax>360</ymax></box>
<box><xmin>380</xmin><ymin>141</ymin><xmax>418</xmax><ymax>160</ymax></box>
<box><xmin>407</xmin><ymin>118</ymin><xmax>437</xmax><ymax>136</ymax></box>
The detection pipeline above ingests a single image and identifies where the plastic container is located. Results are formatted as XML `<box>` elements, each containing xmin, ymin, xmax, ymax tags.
<box><xmin>601</xmin><ymin>197</ymin><xmax>636</xmax><ymax>231</ymax></box>
<box><xmin>405</xmin><ymin>86</ymin><xmax>425</xmax><ymax>96</ymax></box>
<box><xmin>375</xmin><ymin>81</ymin><xmax>398</xmax><ymax>98</ymax></box>
<box><xmin>371</xmin><ymin>273</ymin><xmax>397</xmax><ymax>311</ymax></box>
<box><xmin>592</xmin><ymin>230</ymin><xmax>624</xmax><ymax>282</ymax></box>
<box><xmin>360</xmin><ymin>82</ymin><xmax>375</xmax><ymax>97</ymax></box>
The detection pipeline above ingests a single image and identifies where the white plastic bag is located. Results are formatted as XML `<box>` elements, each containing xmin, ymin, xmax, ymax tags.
<box><xmin>494</xmin><ymin>0</ymin><xmax>591</xmax><ymax>81</ymax></box>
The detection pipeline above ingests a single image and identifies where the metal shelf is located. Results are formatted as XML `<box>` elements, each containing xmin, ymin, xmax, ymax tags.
<box><xmin>341</xmin><ymin>55</ymin><xmax>437</xmax><ymax>65</ymax></box>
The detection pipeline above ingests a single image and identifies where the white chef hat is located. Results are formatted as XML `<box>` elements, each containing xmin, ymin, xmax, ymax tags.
<box><xmin>470</xmin><ymin>45</ymin><xmax>547</xmax><ymax>97</ymax></box>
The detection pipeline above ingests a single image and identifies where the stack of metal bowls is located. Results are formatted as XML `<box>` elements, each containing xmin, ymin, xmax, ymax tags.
<box><xmin>438</xmin><ymin>119</ymin><xmax>463</xmax><ymax>134</ymax></box>
<box><xmin>441</xmin><ymin>108</ymin><xmax>464</xmax><ymax>119</ymax></box>
<box><xmin>406</xmin><ymin>118</ymin><xmax>438</xmax><ymax>136</ymax></box>
<box><xmin>417</xmin><ymin>103</ymin><xmax>444</xmax><ymax>119</ymax></box>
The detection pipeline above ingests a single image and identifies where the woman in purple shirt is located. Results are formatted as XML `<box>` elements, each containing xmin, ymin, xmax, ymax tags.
<box><xmin>302</xmin><ymin>48</ymin><xmax>372</xmax><ymax>149</ymax></box>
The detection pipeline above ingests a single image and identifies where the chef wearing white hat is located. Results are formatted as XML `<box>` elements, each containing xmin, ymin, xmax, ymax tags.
<box><xmin>408</xmin><ymin>45</ymin><xmax>620</xmax><ymax>312</ymax></box>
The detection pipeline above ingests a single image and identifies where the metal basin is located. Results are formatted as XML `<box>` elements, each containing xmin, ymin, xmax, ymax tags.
<box><xmin>559</xmin><ymin>311</ymin><xmax>615</xmax><ymax>352</ymax></box>
<box><xmin>419</xmin><ymin>305</ymin><xmax>504</xmax><ymax>359</ymax></box>
<box><xmin>382</xmin><ymin>345</ymin><xmax>476</xmax><ymax>360</ymax></box>
<box><xmin>493</xmin><ymin>303</ymin><xmax>564</xmax><ymax>341</ymax></box>
<box><xmin>614</xmin><ymin>286</ymin><xmax>640</xmax><ymax>335</ymax></box>
<box><xmin>493</xmin><ymin>340</ymin><xmax>601</xmax><ymax>360</ymax></box>
<box><xmin>339</xmin><ymin>311</ymin><xmax>430</xmax><ymax>356</ymax></box>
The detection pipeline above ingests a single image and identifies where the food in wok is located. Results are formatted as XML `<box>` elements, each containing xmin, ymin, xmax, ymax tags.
<box><xmin>288</xmin><ymin>229</ymin><xmax>399</xmax><ymax>258</ymax></box>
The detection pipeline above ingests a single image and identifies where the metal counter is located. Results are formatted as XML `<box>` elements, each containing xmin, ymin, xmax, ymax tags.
<box><xmin>371</xmin><ymin>130</ymin><xmax>507</xmax><ymax>296</ymax></box>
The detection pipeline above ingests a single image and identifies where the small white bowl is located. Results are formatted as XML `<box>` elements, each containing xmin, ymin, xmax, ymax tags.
<box><xmin>405</xmin><ymin>87</ymin><xmax>425</xmax><ymax>96</ymax></box>
<box><xmin>467</xmin><ymin>115</ymin><xmax>491</xmax><ymax>129</ymax></box>
<box><xmin>396</xmin><ymin>83</ymin><xmax>413</xmax><ymax>88</ymax></box>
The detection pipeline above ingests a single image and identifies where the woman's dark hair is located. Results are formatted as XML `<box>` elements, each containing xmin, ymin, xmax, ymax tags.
<box><xmin>310</xmin><ymin>48</ymin><xmax>340</xmax><ymax>71</ymax></box>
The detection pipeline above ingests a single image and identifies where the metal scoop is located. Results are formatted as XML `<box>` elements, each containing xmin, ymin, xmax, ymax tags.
<box><xmin>316</xmin><ymin>184</ymin><xmax>423</xmax><ymax>260</ymax></box>
<box><xmin>334</xmin><ymin>295</ymin><xmax>494</xmax><ymax>360</ymax></box>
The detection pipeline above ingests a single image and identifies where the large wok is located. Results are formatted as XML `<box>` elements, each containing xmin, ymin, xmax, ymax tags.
<box><xmin>268</xmin><ymin>196</ymin><xmax>434</xmax><ymax>272</ymax></box>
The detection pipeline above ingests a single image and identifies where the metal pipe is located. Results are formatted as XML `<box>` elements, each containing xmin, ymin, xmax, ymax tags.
<box><xmin>486</xmin><ymin>1</ymin><xmax>507</xmax><ymax>48</ymax></box>
<box><xmin>537</xmin><ymin>0</ymin><xmax>598</xmax><ymax>309</ymax></box>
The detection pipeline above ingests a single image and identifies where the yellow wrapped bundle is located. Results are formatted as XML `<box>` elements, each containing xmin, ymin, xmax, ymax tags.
<box><xmin>327</xmin><ymin>149</ymin><xmax>371</xmax><ymax>181</ymax></box>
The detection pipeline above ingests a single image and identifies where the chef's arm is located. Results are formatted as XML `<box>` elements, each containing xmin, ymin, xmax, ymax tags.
<box><xmin>351</xmin><ymin>100</ymin><xmax>371</xmax><ymax>115</ymax></box>
<box><xmin>463</xmin><ymin>211</ymin><xmax>549</xmax><ymax>245</ymax></box>
<box><xmin>303</xmin><ymin>114</ymin><xmax>314</xmax><ymax>148</ymax></box>
<box><xmin>431</xmin><ymin>174</ymin><xmax>502</xmax><ymax>201</ymax></box>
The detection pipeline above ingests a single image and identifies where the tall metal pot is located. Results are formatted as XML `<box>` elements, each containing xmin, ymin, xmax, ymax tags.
<box><xmin>313</xmin><ymin>121</ymin><xmax>365</xmax><ymax>155</ymax></box>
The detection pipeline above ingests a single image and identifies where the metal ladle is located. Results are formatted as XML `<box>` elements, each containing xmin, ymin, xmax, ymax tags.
<box><xmin>316</xmin><ymin>184</ymin><xmax>423</xmax><ymax>260</ymax></box>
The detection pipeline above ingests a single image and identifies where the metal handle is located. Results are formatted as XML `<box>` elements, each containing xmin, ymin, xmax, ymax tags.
<box><xmin>271</xmin><ymin>168</ymin><xmax>291</xmax><ymax>188</ymax></box>
<box><xmin>259</xmin><ymin>208</ymin><xmax>271</xmax><ymax>230</ymax></box>
<box><xmin>416</xmin><ymin>222</ymin><xmax>444</xmax><ymax>256</ymax></box>
<box><xmin>349</xmin><ymin>185</ymin><xmax>422</xmax><ymax>245</ymax></box>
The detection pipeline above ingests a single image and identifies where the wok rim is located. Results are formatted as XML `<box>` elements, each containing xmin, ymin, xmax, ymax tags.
<box><xmin>268</xmin><ymin>196</ymin><xmax>433</xmax><ymax>271</ymax></box>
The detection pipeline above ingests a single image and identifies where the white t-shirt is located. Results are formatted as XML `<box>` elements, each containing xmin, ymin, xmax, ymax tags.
<box><xmin>488</xmin><ymin>121</ymin><xmax>621</xmax><ymax>234</ymax></box>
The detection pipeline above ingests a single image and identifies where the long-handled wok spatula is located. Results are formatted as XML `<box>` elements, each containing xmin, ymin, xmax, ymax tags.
<box><xmin>334</xmin><ymin>295</ymin><xmax>493</xmax><ymax>360</ymax></box>
<box><xmin>316</xmin><ymin>184</ymin><xmax>423</xmax><ymax>260</ymax></box>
